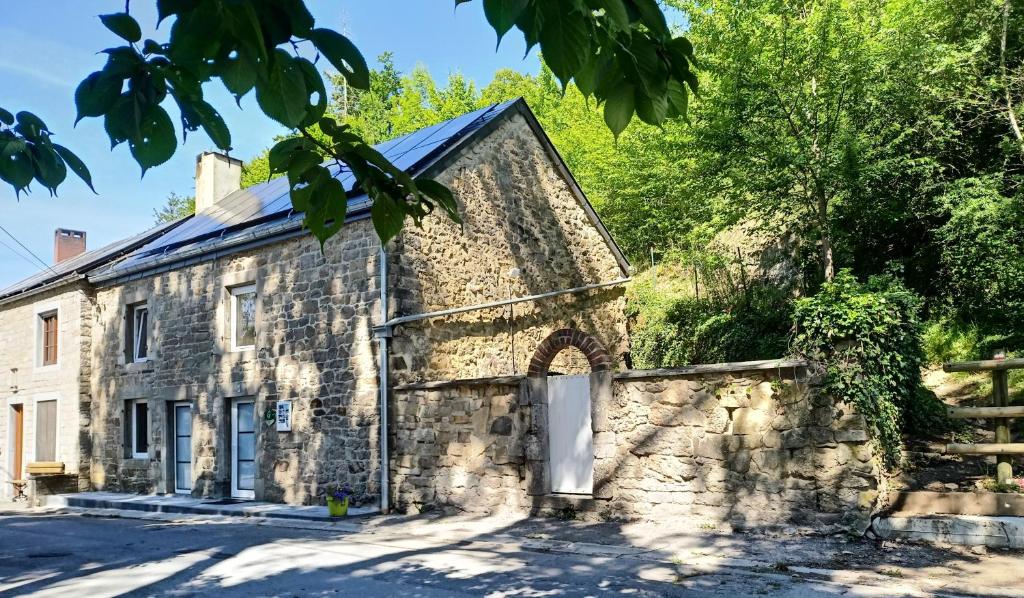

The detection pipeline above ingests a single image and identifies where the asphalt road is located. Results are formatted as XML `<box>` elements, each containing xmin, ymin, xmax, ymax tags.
<box><xmin>0</xmin><ymin>511</ymin><xmax>1009</xmax><ymax>597</ymax></box>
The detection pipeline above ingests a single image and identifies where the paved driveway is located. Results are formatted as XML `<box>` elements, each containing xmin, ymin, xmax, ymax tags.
<box><xmin>0</xmin><ymin>510</ymin><xmax>1020</xmax><ymax>597</ymax></box>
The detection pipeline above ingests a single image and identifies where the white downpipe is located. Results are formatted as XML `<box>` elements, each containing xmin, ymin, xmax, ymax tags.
<box><xmin>377</xmin><ymin>246</ymin><xmax>390</xmax><ymax>514</ymax></box>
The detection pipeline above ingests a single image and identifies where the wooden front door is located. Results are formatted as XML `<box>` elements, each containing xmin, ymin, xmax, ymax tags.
<box><xmin>11</xmin><ymin>404</ymin><xmax>24</xmax><ymax>480</ymax></box>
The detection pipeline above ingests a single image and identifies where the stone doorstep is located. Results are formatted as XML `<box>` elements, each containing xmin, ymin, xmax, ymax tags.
<box><xmin>873</xmin><ymin>515</ymin><xmax>1024</xmax><ymax>549</ymax></box>
<box><xmin>43</xmin><ymin>492</ymin><xmax>378</xmax><ymax>522</ymax></box>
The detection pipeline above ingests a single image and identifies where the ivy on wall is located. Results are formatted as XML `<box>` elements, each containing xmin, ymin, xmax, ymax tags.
<box><xmin>793</xmin><ymin>271</ymin><xmax>926</xmax><ymax>467</ymax></box>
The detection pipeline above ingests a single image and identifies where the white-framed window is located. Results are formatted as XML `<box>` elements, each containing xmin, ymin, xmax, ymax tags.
<box><xmin>131</xmin><ymin>304</ymin><xmax>149</xmax><ymax>362</ymax></box>
<box><xmin>127</xmin><ymin>400</ymin><xmax>149</xmax><ymax>459</ymax></box>
<box><xmin>230</xmin><ymin>284</ymin><xmax>257</xmax><ymax>351</ymax></box>
<box><xmin>38</xmin><ymin>309</ymin><xmax>59</xmax><ymax>367</ymax></box>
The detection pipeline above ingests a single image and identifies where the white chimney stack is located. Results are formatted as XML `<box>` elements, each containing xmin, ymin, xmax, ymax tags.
<box><xmin>194</xmin><ymin>152</ymin><xmax>242</xmax><ymax>213</ymax></box>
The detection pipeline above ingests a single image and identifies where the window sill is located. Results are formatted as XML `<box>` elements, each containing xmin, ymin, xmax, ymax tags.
<box><xmin>123</xmin><ymin>457</ymin><xmax>150</xmax><ymax>466</ymax></box>
<box><xmin>122</xmin><ymin>361</ymin><xmax>154</xmax><ymax>374</ymax></box>
<box><xmin>33</xmin><ymin>363</ymin><xmax>61</xmax><ymax>374</ymax></box>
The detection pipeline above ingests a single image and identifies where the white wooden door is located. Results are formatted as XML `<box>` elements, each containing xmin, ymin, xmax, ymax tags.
<box><xmin>231</xmin><ymin>399</ymin><xmax>256</xmax><ymax>499</ymax></box>
<box><xmin>173</xmin><ymin>402</ymin><xmax>192</xmax><ymax>493</ymax></box>
<box><xmin>547</xmin><ymin>374</ymin><xmax>594</xmax><ymax>494</ymax></box>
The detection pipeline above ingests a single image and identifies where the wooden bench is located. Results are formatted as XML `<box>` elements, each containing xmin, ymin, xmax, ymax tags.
<box><xmin>26</xmin><ymin>462</ymin><xmax>65</xmax><ymax>476</ymax></box>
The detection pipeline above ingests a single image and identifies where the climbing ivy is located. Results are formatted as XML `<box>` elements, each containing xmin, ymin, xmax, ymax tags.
<box><xmin>793</xmin><ymin>271</ymin><xmax>924</xmax><ymax>467</ymax></box>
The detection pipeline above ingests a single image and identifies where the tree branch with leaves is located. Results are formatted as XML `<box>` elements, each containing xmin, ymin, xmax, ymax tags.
<box><xmin>2</xmin><ymin>0</ymin><xmax>696</xmax><ymax>248</ymax></box>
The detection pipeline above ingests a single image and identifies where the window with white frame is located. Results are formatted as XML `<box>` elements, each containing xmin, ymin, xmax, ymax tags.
<box><xmin>127</xmin><ymin>399</ymin><xmax>149</xmax><ymax>459</ymax></box>
<box><xmin>230</xmin><ymin>284</ymin><xmax>257</xmax><ymax>351</ymax></box>
<box><xmin>130</xmin><ymin>304</ymin><xmax>149</xmax><ymax>362</ymax></box>
<box><xmin>38</xmin><ymin>310</ymin><xmax>58</xmax><ymax>366</ymax></box>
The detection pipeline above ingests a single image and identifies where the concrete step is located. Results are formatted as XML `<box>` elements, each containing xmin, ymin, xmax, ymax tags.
<box><xmin>873</xmin><ymin>515</ymin><xmax>1024</xmax><ymax>549</ymax></box>
<box><xmin>45</xmin><ymin>491</ymin><xmax>378</xmax><ymax>522</ymax></box>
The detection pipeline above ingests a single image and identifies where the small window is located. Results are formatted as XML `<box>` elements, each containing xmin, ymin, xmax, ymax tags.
<box><xmin>230</xmin><ymin>284</ymin><xmax>257</xmax><ymax>351</ymax></box>
<box><xmin>128</xmin><ymin>400</ymin><xmax>149</xmax><ymax>459</ymax></box>
<box><xmin>132</xmin><ymin>305</ymin><xmax>149</xmax><ymax>362</ymax></box>
<box><xmin>40</xmin><ymin>312</ymin><xmax>58</xmax><ymax>366</ymax></box>
<box><xmin>35</xmin><ymin>399</ymin><xmax>57</xmax><ymax>462</ymax></box>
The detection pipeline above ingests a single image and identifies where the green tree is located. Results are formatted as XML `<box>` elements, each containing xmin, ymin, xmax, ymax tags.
<box><xmin>153</xmin><ymin>192</ymin><xmax>195</xmax><ymax>223</ymax></box>
<box><xmin>2</xmin><ymin>0</ymin><xmax>697</xmax><ymax>248</ymax></box>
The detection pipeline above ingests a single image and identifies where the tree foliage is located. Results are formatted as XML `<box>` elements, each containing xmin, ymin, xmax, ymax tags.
<box><xmin>2</xmin><ymin>0</ymin><xmax>696</xmax><ymax>249</ymax></box>
<box><xmin>153</xmin><ymin>191</ymin><xmax>195</xmax><ymax>223</ymax></box>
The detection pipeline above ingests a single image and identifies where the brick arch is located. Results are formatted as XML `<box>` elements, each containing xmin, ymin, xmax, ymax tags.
<box><xmin>528</xmin><ymin>328</ymin><xmax>611</xmax><ymax>377</ymax></box>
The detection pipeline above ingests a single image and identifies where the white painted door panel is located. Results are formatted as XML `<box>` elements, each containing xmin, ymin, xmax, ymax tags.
<box><xmin>547</xmin><ymin>375</ymin><xmax>594</xmax><ymax>494</ymax></box>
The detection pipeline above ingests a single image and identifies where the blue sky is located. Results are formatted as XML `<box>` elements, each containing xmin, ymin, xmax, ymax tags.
<box><xmin>0</xmin><ymin>1</ymin><xmax>539</xmax><ymax>287</ymax></box>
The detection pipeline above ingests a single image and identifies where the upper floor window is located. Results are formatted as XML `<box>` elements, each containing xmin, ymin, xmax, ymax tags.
<box><xmin>40</xmin><ymin>311</ymin><xmax>58</xmax><ymax>366</ymax></box>
<box><xmin>230</xmin><ymin>284</ymin><xmax>256</xmax><ymax>351</ymax></box>
<box><xmin>131</xmin><ymin>304</ymin><xmax>149</xmax><ymax>362</ymax></box>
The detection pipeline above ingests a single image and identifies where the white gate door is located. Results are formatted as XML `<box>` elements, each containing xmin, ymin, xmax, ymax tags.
<box><xmin>547</xmin><ymin>374</ymin><xmax>594</xmax><ymax>494</ymax></box>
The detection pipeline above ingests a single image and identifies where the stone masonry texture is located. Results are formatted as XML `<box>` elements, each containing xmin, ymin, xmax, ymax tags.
<box><xmin>388</xmin><ymin>112</ymin><xmax>629</xmax><ymax>385</ymax></box>
<box><xmin>89</xmin><ymin>223</ymin><xmax>382</xmax><ymax>506</ymax></box>
<box><xmin>391</xmin><ymin>366</ymin><xmax>880</xmax><ymax>531</ymax></box>
<box><xmin>84</xmin><ymin>109</ymin><xmax>630</xmax><ymax>508</ymax></box>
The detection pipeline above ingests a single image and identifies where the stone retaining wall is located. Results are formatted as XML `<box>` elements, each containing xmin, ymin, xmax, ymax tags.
<box><xmin>390</xmin><ymin>361</ymin><xmax>880</xmax><ymax>530</ymax></box>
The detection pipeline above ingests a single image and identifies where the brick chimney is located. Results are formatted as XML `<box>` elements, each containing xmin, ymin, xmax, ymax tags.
<box><xmin>194</xmin><ymin>152</ymin><xmax>242</xmax><ymax>213</ymax></box>
<box><xmin>54</xmin><ymin>229</ymin><xmax>86</xmax><ymax>264</ymax></box>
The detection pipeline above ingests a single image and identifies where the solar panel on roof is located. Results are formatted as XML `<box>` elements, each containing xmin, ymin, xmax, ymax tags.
<box><xmin>116</xmin><ymin>100</ymin><xmax>518</xmax><ymax>266</ymax></box>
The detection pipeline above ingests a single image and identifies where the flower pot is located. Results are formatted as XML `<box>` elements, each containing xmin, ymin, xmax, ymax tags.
<box><xmin>326</xmin><ymin>496</ymin><xmax>349</xmax><ymax>517</ymax></box>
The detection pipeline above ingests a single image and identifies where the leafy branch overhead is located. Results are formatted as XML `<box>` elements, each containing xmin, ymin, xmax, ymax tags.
<box><xmin>0</xmin><ymin>108</ymin><xmax>94</xmax><ymax>197</ymax></box>
<box><xmin>6</xmin><ymin>0</ymin><xmax>695</xmax><ymax>248</ymax></box>
<box><xmin>464</xmin><ymin>0</ymin><xmax>697</xmax><ymax>137</ymax></box>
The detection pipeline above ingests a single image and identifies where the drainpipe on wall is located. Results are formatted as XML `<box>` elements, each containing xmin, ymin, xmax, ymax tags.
<box><xmin>375</xmin><ymin>246</ymin><xmax>391</xmax><ymax>514</ymax></box>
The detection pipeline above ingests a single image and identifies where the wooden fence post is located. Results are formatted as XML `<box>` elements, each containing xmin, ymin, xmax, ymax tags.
<box><xmin>993</xmin><ymin>369</ymin><xmax>1013</xmax><ymax>485</ymax></box>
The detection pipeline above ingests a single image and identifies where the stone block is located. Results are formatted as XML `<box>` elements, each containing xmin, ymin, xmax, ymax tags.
<box><xmin>781</xmin><ymin>427</ymin><xmax>809</xmax><ymax>449</ymax></box>
<box><xmin>628</xmin><ymin>425</ymin><xmax>693</xmax><ymax>457</ymax></box>
<box><xmin>731</xmin><ymin>408</ymin><xmax>770</xmax><ymax>435</ymax></box>
<box><xmin>835</xmin><ymin>428</ymin><xmax>869</xmax><ymax>443</ymax></box>
<box><xmin>748</xmin><ymin>382</ymin><xmax>775</xmax><ymax>411</ymax></box>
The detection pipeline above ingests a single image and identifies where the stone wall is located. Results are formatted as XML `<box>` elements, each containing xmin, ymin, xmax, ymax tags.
<box><xmin>388</xmin><ymin>111</ymin><xmax>629</xmax><ymax>384</ymax></box>
<box><xmin>0</xmin><ymin>283</ymin><xmax>92</xmax><ymax>497</ymax></box>
<box><xmin>598</xmin><ymin>368</ymin><xmax>877</xmax><ymax>529</ymax></box>
<box><xmin>391</xmin><ymin>380</ymin><xmax>530</xmax><ymax>515</ymax></box>
<box><xmin>389</xmin><ymin>361</ymin><xmax>880</xmax><ymax>531</ymax></box>
<box><xmin>89</xmin><ymin>222</ymin><xmax>383</xmax><ymax>505</ymax></box>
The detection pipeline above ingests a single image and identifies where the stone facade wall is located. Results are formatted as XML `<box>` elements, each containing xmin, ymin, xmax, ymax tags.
<box><xmin>388</xmin><ymin>112</ymin><xmax>629</xmax><ymax>384</ymax></box>
<box><xmin>391</xmin><ymin>381</ymin><xmax>529</xmax><ymax>514</ymax></box>
<box><xmin>0</xmin><ymin>283</ymin><xmax>91</xmax><ymax>497</ymax></box>
<box><xmin>89</xmin><ymin>222</ymin><xmax>383</xmax><ymax>505</ymax></box>
<box><xmin>598</xmin><ymin>370</ymin><xmax>877</xmax><ymax>529</ymax></box>
<box><xmin>390</xmin><ymin>363</ymin><xmax>879</xmax><ymax>531</ymax></box>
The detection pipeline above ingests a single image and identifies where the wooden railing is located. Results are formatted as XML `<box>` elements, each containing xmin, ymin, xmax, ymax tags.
<box><xmin>943</xmin><ymin>357</ymin><xmax>1024</xmax><ymax>485</ymax></box>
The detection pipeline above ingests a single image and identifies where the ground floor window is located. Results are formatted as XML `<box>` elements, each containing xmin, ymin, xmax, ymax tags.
<box><xmin>128</xmin><ymin>400</ymin><xmax>149</xmax><ymax>459</ymax></box>
<box><xmin>35</xmin><ymin>399</ymin><xmax>57</xmax><ymax>462</ymax></box>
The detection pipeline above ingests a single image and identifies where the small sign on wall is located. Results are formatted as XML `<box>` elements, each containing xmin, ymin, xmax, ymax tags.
<box><xmin>276</xmin><ymin>400</ymin><xmax>292</xmax><ymax>432</ymax></box>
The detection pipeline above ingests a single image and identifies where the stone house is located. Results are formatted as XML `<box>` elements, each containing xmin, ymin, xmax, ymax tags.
<box><xmin>0</xmin><ymin>99</ymin><xmax>879</xmax><ymax>528</ymax></box>
<box><xmin>1</xmin><ymin>99</ymin><xmax>632</xmax><ymax>507</ymax></box>
<box><xmin>0</xmin><ymin>225</ymin><xmax>178</xmax><ymax>499</ymax></box>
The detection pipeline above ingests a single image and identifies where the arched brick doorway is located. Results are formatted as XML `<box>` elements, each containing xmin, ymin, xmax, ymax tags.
<box><xmin>527</xmin><ymin>329</ymin><xmax>610</xmax><ymax>496</ymax></box>
<box><xmin>528</xmin><ymin>329</ymin><xmax>611</xmax><ymax>378</ymax></box>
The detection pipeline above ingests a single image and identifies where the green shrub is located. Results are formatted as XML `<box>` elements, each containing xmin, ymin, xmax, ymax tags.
<box><xmin>922</xmin><ymin>318</ymin><xmax>982</xmax><ymax>365</ymax></box>
<box><xmin>935</xmin><ymin>177</ymin><xmax>1024</xmax><ymax>350</ymax></box>
<box><xmin>629</xmin><ymin>280</ymin><xmax>793</xmax><ymax>368</ymax></box>
<box><xmin>793</xmin><ymin>271</ymin><xmax>925</xmax><ymax>467</ymax></box>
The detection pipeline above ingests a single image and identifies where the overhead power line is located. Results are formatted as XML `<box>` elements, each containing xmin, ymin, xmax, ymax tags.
<box><xmin>0</xmin><ymin>235</ymin><xmax>43</xmax><ymax>272</ymax></box>
<box><xmin>0</xmin><ymin>224</ymin><xmax>58</xmax><ymax>276</ymax></box>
